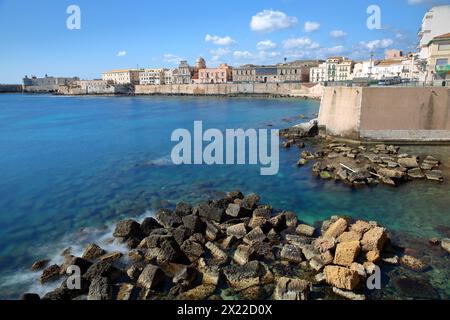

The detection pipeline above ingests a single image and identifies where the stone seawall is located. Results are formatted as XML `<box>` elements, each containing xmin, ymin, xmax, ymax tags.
<box><xmin>135</xmin><ymin>83</ymin><xmax>322</xmax><ymax>98</ymax></box>
<box><xmin>0</xmin><ymin>85</ymin><xmax>22</xmax><ymax>93</ymax></box>
<box><xmin>318</xmin><ymin>86</ymin><xmax>450</xmax><ymax>142</ymax></box>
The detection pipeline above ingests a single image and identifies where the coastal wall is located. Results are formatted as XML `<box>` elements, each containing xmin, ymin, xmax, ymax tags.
<box><xmin>135</xmin><ymin>83</ymin><xmax>323</xmax><ymax>98</ymax></box>
<box><xmin>318</xmin><ymin>86</ymin><xmax>450</xmax><ymax>142</ymax></box>
<box><xmin>57</xmin><ymin>81</ymin><xmax>133</xmax><ymax>95</ymax></box>
<box><xmin>0</xmin><ymin>85</ymin><xmax>22</xmax><ymax>93</ymax></box>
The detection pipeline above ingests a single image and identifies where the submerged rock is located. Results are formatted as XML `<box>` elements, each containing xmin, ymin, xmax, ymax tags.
<box><xmin>393</xmin><ymin>277</ymin><xmax>439</xmax><ymax>299</ymax></box>
<box><xmin>274</xmin><ymin>277</ymin><xmax>311</xmax><ymax>300</ymax></box>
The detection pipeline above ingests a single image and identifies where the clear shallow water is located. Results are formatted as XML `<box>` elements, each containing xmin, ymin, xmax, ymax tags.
<box><xmin>0</xmin><ymin>94</ymin><xmax>448</xmax><ymax>299</ymax></box>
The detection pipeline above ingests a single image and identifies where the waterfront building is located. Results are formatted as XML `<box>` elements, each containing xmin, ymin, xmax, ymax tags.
<box><xmin>102</xmin><ymin>69</ymin><xmax>142</xmax><ymax>85</ymax></box>
<box><xmin>232</xmin><ymin>65</ymin><xmax>279</xmax><ymax>83</ymax></box>
<box><xmin>163</xmin><ymin>69</ymin><xmax>173</xmax><ymax>85</ymax></box>
<box><xmin>310</xmin><ymin>63</ymin><xmax>327</xmax><ymax>83</ymax></box>
<box><xmin>426</xmin><ymin>33</ymin><xmax>450</xmax><ymax>84</ymax></box>
<box><xmin>139</xmin><ymin>68</ymin><xmax>165</xmax><ymax>85</ymax></box>
<box><xmin>232</xmin><ymin>65</ymin><xmax>257</xmax><ymax>83</ymax></box>
<box><xmin>173</xmin><ymin>60</ymin><xmax>194</xmax><ymax>84</ymax></box>
<box><xmin>309</xmin><ymin>57</ymin><xmax>354</xmax><ymax>83</ymax></box>
<box><xmin>22</xmin><ymin>74</ymin><xmax>79</xmax><ymax>87</ymax></box>
<box><xmin>198</xmin><ymin>63</ymin><xmax>233</xmax><ymax>84</ymax></box>
<box><xmin>417</xmin><ymin>5</ymin><xmax>450</xmax><ymax>60</ymax></box>
<box><xmin>385</xmin><ymin>49</ymin><xmax>404</xmax><ymax>60</ymax></box>
<box><xmin>277</xmin><ymin>60</ymin><xmax>320</xmax><ymax>83</ymax></box>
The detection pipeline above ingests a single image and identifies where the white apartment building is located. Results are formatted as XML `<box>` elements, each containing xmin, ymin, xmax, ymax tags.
<box><xmin>418</xmin><ymin>5</ymin><xmax>450</xmax><ymax>60</ymax></box>
<box><xmin>164</xmin><ymin>69</ymin><xmax>173</xmax><ymax>85</ymax></box>
<box><xmin>102</xmin><ymin>69</ymin><xmax>142</xmax><ymax>85</ymax></box>
<box><xmin>309</xmin><ymin>57</ymin><xmax>354</xmax><ymax>83</ymax></box>
<box><xmin>139</xmin><ymin>69</ymin><xmax>165</xmax><ymax>85</ymax></box>
<box><xmin>310</xmin><ymin>63</ymin><xmax>327</xmax><ymax>83</ymax></box>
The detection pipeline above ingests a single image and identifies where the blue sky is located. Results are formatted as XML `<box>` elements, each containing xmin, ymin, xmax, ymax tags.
<box><xmin>0</xmin><ymin>0</ymin><xmax>448</xmax><ymax>83</ymax></box>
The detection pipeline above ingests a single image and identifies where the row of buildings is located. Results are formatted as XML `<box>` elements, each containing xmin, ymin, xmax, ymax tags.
<box><xmin>99</xmin><ymin>58</ymin><xmax>319</xmax><ymax>86</ymax></box>
<box><xmin>22</xmin><ymin>5</ymin><xmax>450</xmax><ymax>90</ymax></box>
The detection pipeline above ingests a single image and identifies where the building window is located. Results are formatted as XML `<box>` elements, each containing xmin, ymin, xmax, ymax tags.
<box><xmin>436</xmin><ymin>58</ymin><xmax>448</xmax><ymax>66</ymax></box>
<box><xmin>438</xmin><ymin>43</ymin><xmax>450</xmax><ymax>51</ymax></box>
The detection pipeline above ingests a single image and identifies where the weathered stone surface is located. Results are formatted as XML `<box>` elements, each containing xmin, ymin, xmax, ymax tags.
<box><xmin>243</xmin><ymin>227</ymin><xmax>266</xmax><ymax>246</ymax></box>
<box><xmin>283</xmin><ymin>212</ymin><xmax>298</xmax><ymax>228</ymax></box>
<box><xmin>113</xmin><ymin>219</ymin><xmax>141</xmax><ymax>239</ymax></box>
<box><xmin>100</xmin><ymin>252</ymin><xmax>123</xmax><ymax>264</ymax></box>
<box><xmin>137</xmin><ymin>265</ymin><xmax>165</xmax><ymax>290</ymax></box>
<box><xmin>40</xmin><ymin>264</ymin><xmax>61</xmax><ymax>284</ymax></box>
<box><xmin>81</xmin><ymin>244</ymin><xmax>106</xmax><ymax>262</ymax></box>
<box><xmin>205</xmin><ymin>221</ymin><xmax>221</xmax><ymax>241</ymax></box>
<box><xmin>233</xmin><ymin>244</ymin><xmax>257</xmax><ymax>266</ymax></box>
<box><xmin>366</xmin><ymin>250</ymin><xmax>381</xmax><ymax>263</ymax></box>
<box><xmin>196</xmin><ymin>202</ymin><xmax>225</xmax><ymax>223</ymax></box>
<box><xmin>227</xmin><ymin>223</ymin><xmax>248</xmax><ymax>239</ymax></box>
<box><xmin>337</xmin><ymin>231</ymin><xmax>361</xmax><ymax>243</ymax></box>
<box><xmin>182</xmin><ymin>214</ymin><xmax>205</xmax><ymax>233</ymax></box>
<box><xmin>180</xmin><ymin>240</ymin><xmax>204</xmax><ymax>262</ymax></box>
<box><xmin>240</xmin><ymin>193</ymin><xmax>260</xmax><ymax>211</ymax></box>
<box><xmin>407</xmin><ymin>168</ymin><xmax>425</xmax><ymax>179</ymax></box>
<box><xmin>400</xmin><ymin>255</ymin><xmax>428</xmax><ymax>272</ymax></box>
<box><xmin>159</xmin><ymin>239</ymin><xmax>186</xmax><ymax>264</ymax></box>
<box><xmin>296</xmin><ymin>224</ymin><xmax>315</xmax><ymax>237</ymax></box>
<box><xmin>323</xmin><ymin>218</ymin><xmax>348</xmax><ymax>239</ymax></box>
<box><xmin>225</xmin><ymin>203</ymin><xmax>250</xmax><ymax>218</ymax></box>
<box><xmin>127</xmin><ymin>264</ymin><xmax>144</xmax><ymax>281</ymax></box>
<box><xmin>175</xmin><ymin>202</ymin><xmax>192</xmax><ymax>217</ymax></box>
<box><xmin>313</xmin><ymin>237</ymin><xmax>336</xmax><ymax>253</ymax></box>
<box><xmin>324</xmin><ymin>266</ymin><xmax>361</xmax><ymax>291</ymax></box>
<box><xmin>361</xmin><ymin>227</ymin><xmax>387</xmax><ymax>252</ymax></box>
<box><xmin>88</xmin><ymin>276</ymin><xmax>111</xmax><ymax>300</ymax></box>
<box><xmin>220</xmin><ymin>236</ymin><xmax>238</xmax><ymax>249</ymax></box>
<box><xmin>173</xmin><ymin>226</ymin><xmax>193</xmax><ymax>245</ymax></box>
<box><xmin>83</xmin><ymin>260</ymin><xmax>121</xmax><ymax>282</ymax></box>
<box><xmin>398</xmin><ymin>157</ymin><xmax>419</xmax><ymax>169</ymax></box>
<box><xmin>274</xmin><ymin>277</ymin><xmax>311</xmax><ymax>300</ymax></box>
<box><xmin>155</xmin><ymin>209</ymin><xmax>182</xmax><ymax>229</ymax></box>
<box><xmin>223</xmin><ymin>261</ymin><xmax>261</xmax><ymax>291</ymax></box>
<box><xmin>280</xmin><ymin>244</ymin><xmax>303</xmax><ymax>263</ymax></box>
<box><xmin>350</xmin><ymin>220</ymin><xmax>372</xmax><ymax>236</ymax></box>
<box><xmin>178</xmin><ymin>284</ymin><xmax>216</xmax><ymax>300</ymax></box>
<box><xmin>350</xmin><ymin>263</ymin><xmax>366</xmax><ymax>278</ymax></box>
<box><xmin>116</xmin><ymin>283</ymin><xmax>137</xmax><ymax>300</ymax></box>
<box><xmin>441</xmin><ymin>238</ymin><xmax>450</xmax><ymax>253</ymax></box>
<box><xmin>140</xmin><ymin>217</ymin><xmax>162</xmax><ymax>237</ymax></box>
<box><xmin>425</xmin><ymin>170</ymin><xmax>444</xmax><ymax>182</ymax></box>
<box><xmin>31</xmin><ymin>259</ymin><xmax>50</xmax><ymax>271</ymax></box>
<box><xmin>334</xmin><ymin>241</ymin><xmax>361</xmax><ymax>267</ymax></box>
<box><xmin>205</xmin><ymin>242</ymin><xmax>228</xmax><ymax>261</ymax></box>
<box><xmin>332</xmin><ymin>287</ymin><xmax>366</xmax><ymax>300</ymax></box>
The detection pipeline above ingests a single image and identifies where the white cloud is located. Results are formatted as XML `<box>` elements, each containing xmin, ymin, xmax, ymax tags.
<box><xmin>116</xmin><ymin>50</ymin><xmax>127</xmax><ymax>57</ymax></box>
<box><xmin>205</xmin><ymin>34</ymin><xmax>235</xmax><ymax>46</ymax></box>
<box><xmin>283</xmin><ymin>37</ymin><xmax>320</xmax><ymax>49</ymax></box>
<box><xmin>330</xmin><ymin>30</ymin><xmax>347</xmax><ymax>38</ymax></box>
<box><xmin>233</xmin><ymin>51</ymin><xmax>253</xmax><ymax>59</ymax></box>
<box><xmin>210</xmin><ymin>48</ymin><xmax>230</xmax><ymax>56</ymax></box>
<box><xmin>163</xmin><ymin>53</ymin><xmax>183</xmax><ymax>64</ymax></box>
<box><xmin>257</xmin><ymin>40</ymin><xmax>277</xmax><ymax>51</ymax></box>
<box><xmin>304</xmin><ymin>21</ymin><xmax>320</xmax><ymax>32</ymax></box>
<box><xmin>250</xmin><ymin>10</ymin><xmax>297</xmax><ymax>33</ymax></box>
<box><xmin>363</xmin><ymin>38</ymin><xmax>394</xmax><ymax>50</ymax></box>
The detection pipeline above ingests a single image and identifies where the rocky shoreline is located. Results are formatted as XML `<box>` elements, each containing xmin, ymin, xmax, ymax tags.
<box><xmin>23</xmin><ymin>191</ymin><xmax>450</xmax><ymax>300</ymax></box>
<box><xmin>281</xmin><ymin>122</ymin><xmax>444</xmax><ymax>187</ymax></box>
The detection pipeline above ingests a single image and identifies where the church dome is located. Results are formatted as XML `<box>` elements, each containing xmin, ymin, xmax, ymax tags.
<box><xmin>195</xmin><ymin>57</ymin><xmax>206</xmax><ymax>69</ymax></box>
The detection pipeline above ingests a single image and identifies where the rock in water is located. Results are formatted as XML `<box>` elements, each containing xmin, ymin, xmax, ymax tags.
<box><xmin>393</xmin><ymin>277</ymin><xmax>439</xmax><ymax>299</ymax></box>
<box><xmin>31</xmin><ymin>259</ymin><xmax>50</xmax><ymax>271</ymax></box>
<box><xmin>334</xmin><ymin>241</ymin><xmax>361</xmax><ymax>267</ymax></box>
<box><xmin>40</xmin><ymin>265</ymin><xmax>61</xmax><ymax>284</ymax></box>
<box><xmin>332</xmin><ymin>287</ymin><xmax>366</xmax><ymax>300</ymax></box>
<box><xmin>323</xmin><ymin>218</ymin><xmax>348</xmax><ymax>239</ymax></box>
<box><xmin>137</xmin><ymin>265</ymin><xmax>165</xmax><ymax>290</ymax></box>
<box><xmin>88</xmin><ymin>277</ymin><xmax>111</xmax><ymax>300</ymax></box>
<box><xmin>113</xmin><ymin>219</ymin><xmax>141</xmax><ymax>239</ymax></box>
<box><xmin>274</xmin><ymin>277</ymin><xmax>311</xmax><ymax>300</ymax></box>
<box><xmin>82</xmin><ymin>244</ymin><xmax>106</xmax><ymax>261</ymax></box>
<box><xmin>324</xmin><ymin>266</ymin><xmax>361</xmax><ymax>291</ymax></box>
<box><xmin>441</xmin><ymin>238</ymin><xmax>450</xmax><ymax>253</ymax></box>
<box><xmin>400</xmin><ymin>255</ymin><xmax>428</xmax><ymax>272</ymax></box>
<box><xmin>361</xmin><ymin>227</ymin><xmax>387</xmax><ymax>252</ymax></box>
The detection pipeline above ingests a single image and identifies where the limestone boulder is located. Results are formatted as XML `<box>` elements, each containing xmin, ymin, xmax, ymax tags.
<box><xmin>361</xmin><ymin>227</ymin><xmax>387</xmax><ymax>252</ymax></box>
<box><xmin>334</xmin><ymin>241</ymin><xmax>361</xmax><ymax>267</ymax></box>
<box><xmin>324</xmin><ymin>266</ymin><xmax>361</xmax><ymax>291</ymax></box>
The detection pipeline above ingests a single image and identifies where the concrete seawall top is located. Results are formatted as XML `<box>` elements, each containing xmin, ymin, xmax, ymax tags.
<box><xmin>318</xmin><ymin>86</ymin><xmax>450</xmax><ymax>143</ymax></box>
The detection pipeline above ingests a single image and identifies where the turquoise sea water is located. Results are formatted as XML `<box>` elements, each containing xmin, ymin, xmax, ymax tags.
<box><xmin>0</xmin><ymin>94</ymin><xmax>448</xmax><ymax>299</ymax></box>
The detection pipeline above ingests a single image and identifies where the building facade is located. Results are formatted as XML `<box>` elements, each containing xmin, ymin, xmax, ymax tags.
<box><xmin>172</xmin><ymin>61</ymin><xmax>193</xmax><ymax>84</ymax></box>
<box><xmin>232</xmin><ymin>65</ymin><xmax>257</xmax><ymax>82</ymax></box>
<box><xmin>277</xmin><ymin>60</ymin><xmax>320</xmax><ymax>83</ymax></box>
<box><xmin>426</xmin><ymin>33</ymin><xmax>450</xmax><ymax>83</ymax></box>
<box><xmin>309</xmin><ymin>63</ymin><xmax>327</xmax><ymax>83</ymax></box>
<box><xmin>309</xmin><ymin>57</ymin><xmax>354</xmax><ymax>83</ymax></box>
<box><xmin>417</xmin><ymin>5</ymin><xmax>450</xmax><ymax>60</ymax></box>
<box><xmin>139</xmin><ymin>69</ymin><xmax>165</xmax><ymax>85</ymax></box>
<box><xmin>23</xmin><ymin>75</ymin><xmax>79</xmax><ymax>87</ymax></box>
<box><xmin>198</xmin><ymin>64</ymin><xmax>233</xmax><ymax>84</ymax></box>
<box><xmin>102</xmin><ymin>69</ymin><xmax>142</xmax><ymax>85</ymax></box>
